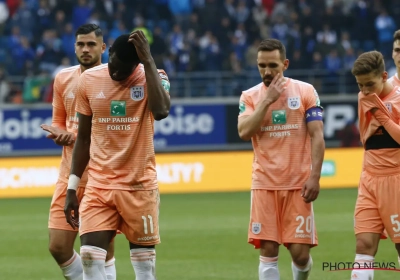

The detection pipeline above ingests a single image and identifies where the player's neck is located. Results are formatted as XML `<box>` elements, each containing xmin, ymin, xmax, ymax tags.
<box><xmin>80</xmin><ymin>61</ymin><xmax>101</xmax><ymax>73</ymax></box>
<box><xmin>379</xmin><ymin>82</ymin><xmax>394</xmax><ymax>99</ymax></box>
<box><xmin>397</xmin><ymin>69</ymin><xmax>400</xmax><ymax>79</ymax></box>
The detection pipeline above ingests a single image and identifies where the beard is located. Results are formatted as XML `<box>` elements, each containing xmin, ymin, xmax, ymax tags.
<box><xmin>77</xmin><ymin>56</ymin><xmax>97</xmax><ymax>67</ymax></box>
<box><xmin>263</xmin><ymin>75</ymin><xmax>274</xmax><ymax>87</ymax></box>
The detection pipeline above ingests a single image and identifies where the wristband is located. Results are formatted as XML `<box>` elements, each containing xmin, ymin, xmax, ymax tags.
<box><xmin>67</xmin><ymin>174</ymin><xmax>80</xmax><ymax>191</ymax></box>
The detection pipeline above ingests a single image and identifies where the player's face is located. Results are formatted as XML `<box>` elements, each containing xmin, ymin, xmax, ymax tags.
<box><xmin>355</xmin><ymin>72</ymin><xmax>388</xmax><ymax>95</ymax></box>
<box><xmin>108</xmin><ymin>52</ymin><xmax>137</xmax><ymax>81</ymax></box>
<box><xmin>257</xmin><ymin>49</ymin><xmax>289</xmax><ymax>87</ymax></box>
<box><xmin>392</xmin><ymin>40</ymin><xmax>400</xmax><ymax>68</ymax></box>
<box><xmin>75</xmin><ymin>32</ymin><xmax>105</xmax><ymax>68</ymax></box>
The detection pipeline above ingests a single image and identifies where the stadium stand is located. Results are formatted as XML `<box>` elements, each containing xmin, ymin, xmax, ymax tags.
<box><xmin>0</xmin><ymin>0</ymin><xmax>398</xmax><ymax>102</ymax></box>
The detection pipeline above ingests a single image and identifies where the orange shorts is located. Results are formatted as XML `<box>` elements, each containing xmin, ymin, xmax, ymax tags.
<box><xmin>79</xmin><ymin>186</ymin><xmax>160</xmax><ymax>246</ymax></box>
<box><xmin>354</xmin><ymin>170</ymin><xmax>400</xmax><ymax>242</ymax></box>
<box><xmin>48</xmin><ymin>180</ymin><xmax>85</xmax><ymax>231</ymax></box>
<box><xmin>248</xmin><ymin>189</ymin><xmax>318</xmax><ymax>249</ymax></box>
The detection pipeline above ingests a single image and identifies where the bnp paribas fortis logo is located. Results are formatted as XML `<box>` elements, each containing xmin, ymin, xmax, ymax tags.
<box><xmin>110</xmin><ymin>100</ymin><xmax>126</xmax><ymax>116</ymax></box>
<box><xmin>272</xmin><ymin>110</ymin><xmax>286</xmax><ymax>124</ymax></box>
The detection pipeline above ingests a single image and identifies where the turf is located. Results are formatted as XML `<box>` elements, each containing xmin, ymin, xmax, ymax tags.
<box><xmin>0</xmin><ymin>188</ymin><xmax>397</xmax><ymax>279</ymax></box>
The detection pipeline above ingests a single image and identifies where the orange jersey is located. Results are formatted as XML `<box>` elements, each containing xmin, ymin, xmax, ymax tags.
<box><xmin>388</xmin><ymin>74</ymin><xmax>400</xmax><ymax>87</ymax></box>
<box><xmin>52</xmin><ymin>65</ymin><xmax>88</xmax><ymax>185</ymax></box>
<box><xmin>75</xmin><ymin>63</ymin><xmax>170</xmax><ymax>190</ymax></box>
<box><xmin>238</xmin><ymin>79</ymin><xmax>322</xmax><ymax>190</ymax></box>
<box><xmin>358</xmin><ymin>87</ymin><xmax>400</xmax><ymax>171</ymax></box>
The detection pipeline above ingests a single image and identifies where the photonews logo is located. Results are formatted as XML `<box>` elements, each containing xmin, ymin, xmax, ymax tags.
<box><xmin>321</xmin><ymin>160</ymin><xmax>336</xmax><ymax>177</ymax></box>
<box><xmin>110</xmin><ymin>101</ymin><xmax>126</xmax><ymax>117</ymax></box>
<box><xmin>322</xmin><ymin>261</ymin><xmax>400</xmax><ymax>274</ymax></box>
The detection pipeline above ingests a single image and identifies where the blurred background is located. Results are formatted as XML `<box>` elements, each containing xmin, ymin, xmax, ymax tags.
<box><xmin>0</xmin><ymin>0</ymin><xmax>398</xmax><ymax>102</ymax></box>
<box><xmin>0</xmin><ymin>1</ymin><xmax>398</xmax><ymax>279</ymax></box>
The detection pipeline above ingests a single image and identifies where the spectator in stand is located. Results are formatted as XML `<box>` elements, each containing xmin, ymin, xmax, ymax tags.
<box><xmin>1</xmin><ymin>0</ymin><xmax>400</xmax><ymax>102</ymax></box>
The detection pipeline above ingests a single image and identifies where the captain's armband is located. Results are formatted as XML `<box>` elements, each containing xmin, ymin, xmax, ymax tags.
<box><xmin>305</xmin><ymin>107</ymin><xmax>323</xmax><ymax>123</ymax></box>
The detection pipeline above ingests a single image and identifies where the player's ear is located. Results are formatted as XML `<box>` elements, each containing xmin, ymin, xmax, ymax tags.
<box><xmin>283</xmin><ymin>59</ymin><xmax>289</xmax><ymax>71</ymax></box>
<box><xmin>101</xmin><ymin>43</ymin><xmax>106</xmax><ymax>54</ymax></box>
<box><xmin>382</xmin><ymin>71</ymin><xmax>388</xmax><ymax>82</ymax></box>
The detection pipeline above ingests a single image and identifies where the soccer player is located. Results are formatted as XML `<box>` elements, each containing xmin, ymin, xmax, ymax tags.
<box><xmin>376</xmin><ymin>29</ymin><xmax>400</xmax><ymax>253</ymax></box>
<box><xmin>351</xmin><ymin>51</ymin><xmax>400</xmax><ymax>280</ymax></box>
<box><xmin>64</xmin><ymin>31</ymin><xmax>170</xmax><ymax>280</ymax></box>
<box><xmin>237</xmin><ymin>38</ymin><xmax>325</xmax><ymax>280</ymax></box>
<box><xmin>41</xmin><ymin>24</ymin><xmax>117</xmax><ymax>280</ymax></box>
<box><xmin>389</xmin><ymin>30</ymin><xmax>400</xmax><ymax>87</ymax></box>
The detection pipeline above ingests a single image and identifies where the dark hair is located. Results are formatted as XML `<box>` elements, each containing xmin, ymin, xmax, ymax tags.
<box><xmin>109</xmin><ymin>34</ymin><xmax>140</xmax><ymax>64</ymax></box>
<box><xmin>394</xmin><ymin>30</ymin><xmax>400</xmax><ymax>43</ymax></box>
<box><xmin>351</xmin><ymin>51</ymin><xmax>385</xmax><ymax>76</ymax></box>
<box><xmin>75</xmin><ymin>23</ymin><xmax>103</xmax><ymax>38</ymax></box>
<box><xmin>258</xmin><ymin>39</ymin><xmax>286</xmax><ymax>60</ymax></box>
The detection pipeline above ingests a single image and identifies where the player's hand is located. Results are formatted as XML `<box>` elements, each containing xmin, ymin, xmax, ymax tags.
<box><xmin>301</xmin><ymin>177</ymin><xmax>320</xmax><ymax>203</ymax></box>
<box><xmin>264</xmin><ymin>73</ymin><xmax>286</xmax><ymax>104</ymax></box>
<box><xmin>128</xmin><ymin>30</ymin><xmax>152</xmax><ymax>63</ymax></box>
<box><xmin>40</xmin><ymin>124</ymin><xmax>75</xmax><ymax>146</ymax></box>
<box><xmin>64</xmin><ymin>189</ymin><xmax>80</xmax><ymax>230</ymax></box>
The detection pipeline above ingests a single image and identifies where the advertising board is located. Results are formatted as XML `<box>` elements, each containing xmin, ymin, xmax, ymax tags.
<box><xmin>0</xmin><ymin>149</ymin><xmax>363</xmax><ymax>198</ymax></box>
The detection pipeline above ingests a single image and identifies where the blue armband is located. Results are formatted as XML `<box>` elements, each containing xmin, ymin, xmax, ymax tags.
<box><xmin>305</xmin><ymin>107</ymin><xmax>323</xmax><ymax>123</ymax></box>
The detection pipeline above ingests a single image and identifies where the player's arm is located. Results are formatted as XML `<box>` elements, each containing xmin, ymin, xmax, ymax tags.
<box><xmin>69</xmin><ymin>74</ymin><xmax>92</xmax><ymax>181</ymax></box>
<box><xmin>65</xmin><ymin>75</ymin><xmax>92</xmax><ymax>229</ymax></box>
<box><xmin>372</xmin><ymin>109</ymin><xmax>400</xmax><ymax>143</ymax></box>
<box><xmin>361</xmin><ymin>93</ymin><xmax>400</xmax><ymax>143</ymax></box>
<box><xmin>128</xmin><ymin>30</ymin><xmax>170</xmax><ymax>120</ymax></box>
<box><xmin>304</xmin><ymin>89</ymin><xmax>325</xmax><ymax>180</ymax></box>
<box><xmin>302</xmin><ymin>87</ymin><xmax>325</xmax><ymax>203</ymax></box>
<box><xmin>41</xmin><ymin>76</ymin><xmax>75</xmax><ymax>145</ymax></box>
<box><xmin>238</xmin><ymin>100</ymin><xmax>272</xmax><ymax>141</ymax></box>
<box><xmin>51</xmin><ymin>77</ymin><xmax>67</xmax><ymax>130</ymax></box>
<box><xmin>306</xmin><ymin>116</ymin><xmax>325</xmax><ymax>180</ymax></box>
<box><xmin>302</xmin><ymin>117</ymin><xmax>325</xmax><ymax>203</ymax></box>
<box><xmin>65</xmin><ymin>114</ymin><xmax>91</xmax><ymax>229</ymax></box>
<box><xmin>144</xmin><ymin>60</ymin><xmax>170</xmax><ymax>120</ymax></box>
<box><xmin>70</xmin><ymin>113</ymin><xmax>92</xmax><ymax>178</ymax></box>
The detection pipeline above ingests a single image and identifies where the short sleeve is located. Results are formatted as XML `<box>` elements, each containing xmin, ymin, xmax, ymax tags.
<box><xmin>75</xmin><ymin>74</ymin><xmax>92</xmax><ymax>116</ymax></box>
<box><xmin>303</xmin><ymin>85</ymin><xmax>323</xmax><ymax>111</ymax></box>
<box><xmin>238</xmin><ymin>93</ymin><xmax>254</xmax><ymax>118</ymax></box>
<box><xmin>303</xmin><ymin>85</ymin><xmax>323</xmax><ymax>123</ymax></box>
<box><xmin>51</xmin><ymin>75</ymin><xmax>67</xmax><ymax>128</ymax></box>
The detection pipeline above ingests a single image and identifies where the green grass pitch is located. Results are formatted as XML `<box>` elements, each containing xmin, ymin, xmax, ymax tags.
<box><xmin>0</xmin><ymin>188</ymin><xmax>397</xmax><ymax>279</ymax></box>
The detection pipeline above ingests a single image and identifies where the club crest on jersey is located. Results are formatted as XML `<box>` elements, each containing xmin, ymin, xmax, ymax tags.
<box><xmin>385</xmin><ymin>102</ymin><xmax>392</xmax><ymax>112</ymax></box>
<box><xmin>252</xmin><ymin>222</ymin><xmax>261</xmax><ymax>235</ymax></box>
<box><xmin>288</xmin><ymin>96</ymin><xmax>300</xmax><ymax>110</ymax></box>
<box><xmin>130</xmin><ymin>86</ymin><xmax>144</xmax><ymax>101</ymax></box>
